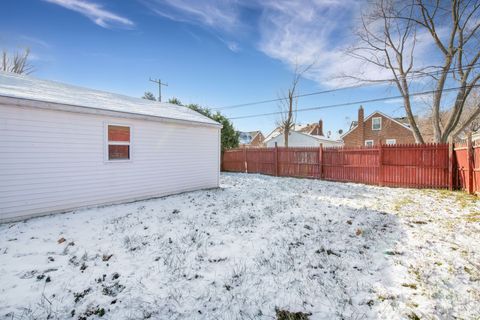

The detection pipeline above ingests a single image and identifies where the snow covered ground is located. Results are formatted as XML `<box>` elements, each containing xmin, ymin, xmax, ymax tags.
<box><xmin>1</xmin><ymin>173</ymin><xmax>479</xmax><ymax>320</ymax></box>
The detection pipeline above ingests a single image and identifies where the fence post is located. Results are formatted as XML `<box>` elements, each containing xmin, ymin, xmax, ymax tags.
<box><xmin>220</xmin><ymin>151</ymin><xmax>224</xmax><ymax>172</ymax></box>
<box><xmin>378</xmin><ymin>144</ymin><xmax>384</xmax><ymax>186</ymax></box>
<box><xmin>448</xmin><ymin>137</ymin><xmax>454</xmax><ymax>191</ymax></box>
<box><xmin>318</xmin><ymin>144</ymin><xmax>323</xmax><ymax>180</ymax></box>
<box><xmin>274</xmin><ymin>142</ymin><xmax>279</xmax><ymax>176</ymax></box>
<box><xmin>243</xmin><ymin>146</ymin><xmax>247</xmax><ymax>173</ymax></box>
<box><xmin>467</xmin><ymin>132</ymin><xmax>474</xmax><ymax>194</ymax></box>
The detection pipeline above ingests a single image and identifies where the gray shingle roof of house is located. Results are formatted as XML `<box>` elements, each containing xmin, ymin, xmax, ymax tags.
<box><xmin>0</xmin><ymin>72</ymin><xmax>221</xmax><ymax>127</ymax></box>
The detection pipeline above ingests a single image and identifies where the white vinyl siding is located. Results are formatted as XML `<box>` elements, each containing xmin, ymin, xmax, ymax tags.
<box><xmin>106</xmin><ymin>124</ymin><xmax>132</xmax><ymax>161</ymax></box>
<box><xmin>0</xmin><ymin>104</ymin><xmax>220</xmax><ymax>222</ymax></box>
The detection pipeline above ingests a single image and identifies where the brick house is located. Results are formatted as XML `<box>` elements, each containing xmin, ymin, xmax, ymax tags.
<box><xmin>238</xmin><ymin>131</ymin><xmax>265</xmax><ymax>147</ymax></box>
<box><xmin>341</xmin><ymin>106</ymin><xmax>416</xmax><ymax>147</ymax></box>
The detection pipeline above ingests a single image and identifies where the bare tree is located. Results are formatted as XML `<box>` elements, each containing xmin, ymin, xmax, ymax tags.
<box><xmin>277</xmin><ymin>64</ymin><xmax>312</xmax><ymax>147</ymax></box>
<box><xmin>1</xmin><ymin>48</ymin><xmax>34</xmax><ymax>75</ymax></box>
<box><xmin>349</xmin><ymin>0</ymin><xmax>480</xmax><ymax>143</ymax></box>
<box><xmin>455</xmin><ymin>88</ymin><xmax>480</xmax><ymax>135</ymax></box>
<box><xmin>419</xmin><ymin>90</ymin><xmax>480</xmax><ymax>141</ymax></box>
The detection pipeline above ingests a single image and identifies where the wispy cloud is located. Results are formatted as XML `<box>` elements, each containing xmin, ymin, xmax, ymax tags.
<box><xmin>0</xmin><ymin>33</ymin><xmax>54</xmax><ymax>63</ymax></box>
<box><xmin>43</xmin><ymin>0</ymin><xmax>134</xmax><ymax>28</ymax></box>
<box><xmin>140</xmin><ymin>0</ymin><xmax>437</xmax><ymax>87</ymax></box>
<box><xmin>257</xmin><ymin>0</ymin><xmax>364</xmax><ymax>86</ymax></box>
<box><xmin>217</xmin><ymin>37</ymin><xmax>240</xmax><ymax>52</ymax></box>
<box><xmin>140</xmin><ymin>0</ymin><xmax>244</xmax><ymax>52</ymax></box>
<box><xmin>140</xmin><ymin>0</ymin><xmax>241</xmax><ymax>31</ymax></box>
<box><xmin>20</xmin><ymin>36</ymin><xmax>50</xmax><ymax>48</ymax></box>
<box><xmin>141</xmin><ymin>0</ymin><xmax>368</xmax><ymax>83</ymax></box>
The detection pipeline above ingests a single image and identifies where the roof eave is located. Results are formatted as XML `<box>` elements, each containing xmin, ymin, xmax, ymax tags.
<box><xmin>0</xmin><ymin>95</ymin><xmax>223</xmax><ymax>129</ymax></box>
<box><xmin>299</xmin><ymin>132</ymin><xmax>342</xmax><ymax>143</ymax></box>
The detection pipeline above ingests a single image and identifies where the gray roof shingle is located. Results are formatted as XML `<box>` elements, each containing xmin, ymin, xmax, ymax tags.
<box><xmin>0</xmin><ymin>72</ymin><xmax>220</xmax><ymax>127</ymax></box>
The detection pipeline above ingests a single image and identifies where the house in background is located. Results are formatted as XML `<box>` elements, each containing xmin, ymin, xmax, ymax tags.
<box><xmin>341</xmin><ymin>106</ymin><xmax>415</xmax><ymax>147</ymax></box>
<box><xmin>295</xmin><ymin>121</ymin><xmax>325</xmax><ymax>136</ymax></box>
<box><xmin>0</xmin><ymin>72</ymin><xmax>222</xmax><ymax>222</ymax></box>
<box><xmin>457</xmin><ymin>130</ymin><xmax>480</xmax><ymax>143</ymax></box>
<box><xmin>473</xmin><ymin>131</ymin><xmax>480</xmax><ymax>142</ymax></box>
<box><xmin>264</xmin><ymin>120</ymin><xmax>343</xmax><ymax>147</ymax></box>
<box><xmin>418</xmin><ymin>111</ymin><xmax>480</xmax><ymax>143</ymax></box>
<box><xmin>238</xmin><ymin>131</ymin><xmax>265</xmax><ymax>147</ymax></box>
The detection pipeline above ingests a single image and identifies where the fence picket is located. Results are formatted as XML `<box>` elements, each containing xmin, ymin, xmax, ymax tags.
<box><xmin>222</xmin><ymin>142</ymin><xmax>478</xmax><ymax>192</ymax></box>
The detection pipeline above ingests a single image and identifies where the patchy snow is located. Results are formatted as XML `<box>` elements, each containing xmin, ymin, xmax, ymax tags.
<box><xmin>0</xmin><ymin>173</ymin><xmax>479</xmax><ymax>319</ymax></box>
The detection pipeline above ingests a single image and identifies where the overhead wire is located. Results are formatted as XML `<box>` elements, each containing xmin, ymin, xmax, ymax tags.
<box><xmin>228</xmin><ymin>84</ymin><xmax>480</xmax><ymax>120</ymax></box>
<box><xmin>212</xmin><ymin>63</ymin><xmax>480</xmax><ymax>111</ymax></box>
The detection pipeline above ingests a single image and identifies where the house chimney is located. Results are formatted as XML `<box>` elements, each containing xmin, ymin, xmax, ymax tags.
<box><xmin>318</xmin><ymin>119</ymin><xmax>324</xmax><ymax>136</ymax></box>
<box><xmin>358</xmin><ymin>105</ymin><xmax>365</xmax><ymax>143</ymax></box>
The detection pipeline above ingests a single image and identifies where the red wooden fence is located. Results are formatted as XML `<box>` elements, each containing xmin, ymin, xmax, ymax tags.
<box><xmin>322</xmin><ymin>147</ymin><xmax>379</xmax><ymax>185</ymax></box>
<box><xmin>475</xmin><ymin>141</ymin><xmax>480</xmax><ymax>193</ymax></box>
<box><xmin>453</xmin><ymin>135</ymin><xmax>480</xmax><ymax>194</ymax></box>
<box><xmin>381</xmin><ymin>143</ymin><xmax>449</xmax><ymax>189</ymax></box>
<box><xmin>223</xmin><ymin>142</ymin><xmax>474</xmax><ymax>191</ymax></box>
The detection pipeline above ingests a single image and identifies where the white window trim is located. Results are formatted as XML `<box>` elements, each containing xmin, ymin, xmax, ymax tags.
<box><xmin>104</xmin><ymin>122</ymin><xmax>133</xmax><ymax>163</ymax></box>
<box><xmin>365</xmin><ymin>140</ymin><xmax>374</xmax><ymax>146</ymax></box>
<box><xmin>386</xmin><ymin>138</ymin><xmax>396</xmax><ymax>145</ymax></box>
<box><xmin>372</xmin><ymin>117</ymin><xmax>382</xmax><ymax>130</ymax></box>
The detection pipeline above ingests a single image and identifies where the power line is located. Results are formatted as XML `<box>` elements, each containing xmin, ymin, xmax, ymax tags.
<box><xmin>228</xmin><ymin>84</ymin><xmax>480</xmax><ymax>120</ymax></box>
<box><xmin>216</xmin><ymin>63</ymin><xmax>480</xmax><ymax>110</ymax></box>
<box><xmin>213</xmin><ymin>82</ymin><xmax>378</xmax><ymax>110</ymax></box>
<box><xmin>212</xmin><ymin>63</ymin><xmax>480</xmax><ymax>111</ymax></box>
<box><xmin>149</xmin><ymin>77</ymin><xmax>168</xmax><ymax>102</ymax></box>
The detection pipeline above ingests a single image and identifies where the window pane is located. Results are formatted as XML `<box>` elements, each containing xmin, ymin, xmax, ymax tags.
<box><xmin>108</xmin><ymin>125</ymin><xmax>130</xmax><ymax>142</ymax></box>
<box><xmin>109</xmin><ymin>145</ymin><xmax>130</xmax><ymax>160</ymax></box>
<box><xmin>372</xmin><ymin>118</ymin><xmax>381</xmax><ymax>130</ymax></box>
<box><xmin>386</xmin><ymin>139</ymin><xmax>396</xmax><ymax>145</ymax></box>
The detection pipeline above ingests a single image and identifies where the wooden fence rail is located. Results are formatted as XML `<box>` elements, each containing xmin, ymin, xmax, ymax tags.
<box><xmin>223</xmin><ymin>140</ymin><xmax>479</xmax><ymax>194</ymax></box>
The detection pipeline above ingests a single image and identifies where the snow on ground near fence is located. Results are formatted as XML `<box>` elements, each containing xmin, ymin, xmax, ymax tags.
<box><xmin>0</xmin><ymin>173</ymin><xmax>479</xmax><ymax>319</ymax></box>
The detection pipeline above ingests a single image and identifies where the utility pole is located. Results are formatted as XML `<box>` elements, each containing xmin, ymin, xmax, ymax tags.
<box><xmin>149</xmin><ymin>78</ymin><xmax>168</xmax><ymax>102</ymax></box>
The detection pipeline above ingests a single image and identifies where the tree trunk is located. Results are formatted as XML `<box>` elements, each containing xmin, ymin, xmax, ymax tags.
<box><xmin>400</xmin><ymin>78</ymin><xmax>425</xmax><ymax>144</ymax></box>
<box><xmin>405</xmin><ymin>100</ymin><xmax>424</xmax><ymax>144</ymax></box>
<box><xmin>284</xmin><ymin>129</ymin><xmax>289</xmax><ymax>148</ymax></box>
<box><xmin>431</xmin><ymin>54</ymin><xmax>455</xmax><ymax>142</ymax></box>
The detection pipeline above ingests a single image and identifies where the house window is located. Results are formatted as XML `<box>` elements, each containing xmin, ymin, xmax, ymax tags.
<box><xmin>372</xmin><ymin>117</ymin><xmax>382</xmax><ymax>130</ymax></box>
<box><xmin>107</xmin><ymin>125</ymin><xmax>131</xmax><ymax>161</ymax></box>
<box><xmin>365</xmin><ymin>140</ymin><xmax>374</xmax><ymax>147</ymax></box>
<box><xmin>386</xmin><ymin>139</ymin><xmax>396</xmax><ymax>145</ymax></box>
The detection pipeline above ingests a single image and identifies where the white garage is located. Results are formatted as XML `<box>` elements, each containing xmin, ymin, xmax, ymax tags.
<box><xmin>0</xmin><ymin>72</ymin><xmax>222</xmax><ymax>223</ymax></box>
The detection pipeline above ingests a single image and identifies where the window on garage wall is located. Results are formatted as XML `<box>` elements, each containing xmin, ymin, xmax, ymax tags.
<box><xmin>106</xmin><ymin>124</ymin><xmax>131</xmax><ymax>161</ymax></box>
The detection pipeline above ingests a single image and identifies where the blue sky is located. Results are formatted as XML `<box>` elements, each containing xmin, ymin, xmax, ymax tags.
<box><xmin>1</xmin><ymin>0</ymin><xmax>439</xmax><ymax>137</ymax></box>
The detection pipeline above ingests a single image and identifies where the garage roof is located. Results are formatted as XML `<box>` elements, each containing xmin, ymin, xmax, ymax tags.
<box><xmin>0</xmin><ymin>72</ymin><xmax>221</xmax><ymax>127</ymax></box>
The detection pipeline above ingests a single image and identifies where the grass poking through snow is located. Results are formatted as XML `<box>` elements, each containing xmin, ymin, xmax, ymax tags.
<box><xmin>0</xmin><ymin>173</ymin><xmax>478</xmax><ymax>319</ymax></box>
